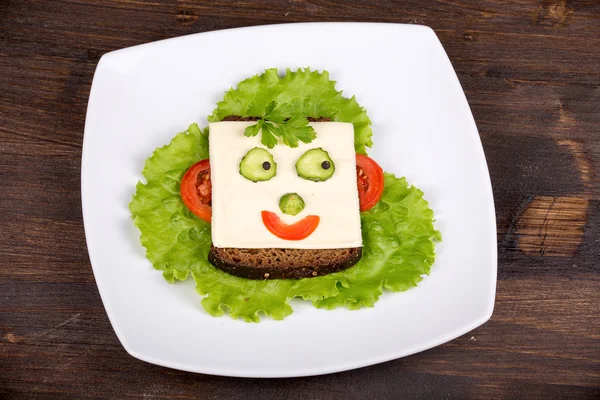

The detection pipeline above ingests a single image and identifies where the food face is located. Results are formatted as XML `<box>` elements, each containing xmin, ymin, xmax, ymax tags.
<box><xmin>209</xmin><ymin>121</ymin><xmax>362</xmax><ymax>249</ymax></box>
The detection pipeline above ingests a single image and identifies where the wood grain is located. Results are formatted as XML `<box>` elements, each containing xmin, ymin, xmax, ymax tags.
<box><xmin>1</xmin><ymin>0</ymin><xmax>599</xmax><ymax>398</ymax></box>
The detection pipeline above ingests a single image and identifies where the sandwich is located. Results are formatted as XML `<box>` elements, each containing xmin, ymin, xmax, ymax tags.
<box><xmin>207</xmin><ymin>116</ymin><xmax>366</xmax><ymax>279</ymax></box>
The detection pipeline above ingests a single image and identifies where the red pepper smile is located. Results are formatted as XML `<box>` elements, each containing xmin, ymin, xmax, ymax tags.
<box><xmin>261</xmin><ymin>211</ymin><xmax>320</xmax><ymax>240</ymax></box>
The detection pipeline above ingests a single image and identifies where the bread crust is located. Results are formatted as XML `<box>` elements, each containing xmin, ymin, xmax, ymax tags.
<box><xmin>208</xmin><ymin>246</ymin><xmax>362</xmax><ymax>280</ymax></box>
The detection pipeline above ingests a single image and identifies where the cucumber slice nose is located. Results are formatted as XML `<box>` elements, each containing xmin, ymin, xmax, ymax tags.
<box><xmin>279</xmin><ymin>193</ymin><xmax>305</xmax><ymax>216</ymax></box>
<box><xmin>295</xmin><ymin>147</ymin><xmax>335</xmax><ymax>182</ymax></box>
<box><xmin>239</xmin><ymin>147</ymin><xmax>277</xmax><ymax>182</ymax></box>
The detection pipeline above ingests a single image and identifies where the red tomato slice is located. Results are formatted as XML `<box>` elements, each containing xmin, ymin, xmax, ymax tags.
<box><xmin>180</xmin><ymin>159</ymin><xmax>212</xmax><ymax>223</ymax></box>
<box><xmin>356</xmin><ymin>153</ymin><xmax>384</xmax><ymax>212</ymax></box>
<box><xmin>261</xmin><ymin>211</ymin><xmax>320</xmax><ymax>240</ymax></box>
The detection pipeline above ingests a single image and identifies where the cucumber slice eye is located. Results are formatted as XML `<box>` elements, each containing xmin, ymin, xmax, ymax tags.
<box><xmin>240</xmin><ymin>147</ymin><xmax>277</xmax><ymax>182</ymax></box>
<box><xmin>295</xmin><ymin>148</ymin><xmax>335</xmax><ymax>182</ymax></box>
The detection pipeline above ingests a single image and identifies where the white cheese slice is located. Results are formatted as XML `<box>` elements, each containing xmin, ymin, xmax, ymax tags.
<box><xmin>209</xmin><ymin>121</ymin><xmax>362</xmax><ymax>249</ymax></box>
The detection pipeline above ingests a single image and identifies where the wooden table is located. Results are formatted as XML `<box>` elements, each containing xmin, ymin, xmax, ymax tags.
<box><xmin>1</xmin><ymin>1</ymin><xmax>599</xmax><ymax>398</ymax></box>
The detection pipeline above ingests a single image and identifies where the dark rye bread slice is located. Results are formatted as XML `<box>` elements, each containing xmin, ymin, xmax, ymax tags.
<box><xmin>208</xmin><ymin>246</ymin><xmax>362</xmax><ymax>280</ymax></box>
<box><xmin>210</xmin><ymin>115</ymin><xmax>361</xmax><ymax>280</ymax></box>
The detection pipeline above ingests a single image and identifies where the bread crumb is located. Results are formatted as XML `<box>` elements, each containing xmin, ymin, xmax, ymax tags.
<box><xmin>264</xmin><ymin>273</ymin><xmax>270</xmax><ymax>278</ymax></box>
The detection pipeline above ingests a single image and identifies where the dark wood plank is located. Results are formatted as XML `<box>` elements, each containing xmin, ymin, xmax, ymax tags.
<box><xmin>1</xmin><ymin>0</ymin><xmax>599</xmax><ymax>398</ymax></box>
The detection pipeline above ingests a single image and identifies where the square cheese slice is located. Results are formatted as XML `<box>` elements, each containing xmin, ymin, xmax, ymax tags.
<box><xmin>209</xmin><ymin>121</ymin><xmax>362</xmax><ymax>249</ymax></box>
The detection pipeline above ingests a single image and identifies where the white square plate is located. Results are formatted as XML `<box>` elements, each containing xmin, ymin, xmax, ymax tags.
<box><xmin>82</xmin><ymin>22</ymin><xmax>497</xmax><ymax>377</ymax></box>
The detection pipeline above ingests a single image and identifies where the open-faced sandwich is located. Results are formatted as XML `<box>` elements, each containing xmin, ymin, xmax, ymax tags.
<box><xmin>130</xmin><ymin>68</ymin><xmax>440</xmax><ymax>322</ymax></box>
<box><xmin>204</xmin><ymin>117</ymin><xmax>378</xmax><ymax>279</ymax></box>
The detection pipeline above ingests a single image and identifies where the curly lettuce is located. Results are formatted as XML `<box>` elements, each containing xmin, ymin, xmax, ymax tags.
<box><xmin>209</xmin><ymin>68</ymin><xmax>373</xmax><ymax>154</ymax></box>
<box><xmin>129</xmin><ymin>124</ymin><xmax>211</xmax><ymax>283</ymax></box>
<box><xmin>129</xmin><ymin>68</ymin><xmax>440</xmax><ymax>322</ymax></box>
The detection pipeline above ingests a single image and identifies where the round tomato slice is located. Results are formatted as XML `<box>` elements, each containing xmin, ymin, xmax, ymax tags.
<box><xmin>180</xmin><ymin>159</ymin><xmax>212</xmax><ymax>223</ymax></box>
<box><xmin>356</xmin><ymin>153</ymin><xmax>384</xmax><ymax>212</ymax></box>
<box><xmin>261</xmin><ymin>211</ymin><xmax>320</xmax><ymax>240</ymax></box>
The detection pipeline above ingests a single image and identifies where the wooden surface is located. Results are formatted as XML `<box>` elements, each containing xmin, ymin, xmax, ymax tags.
<box><xmin>1</xmin><ymin>0</ymin><xmax>599</xmax><ymax>398</ymax></box>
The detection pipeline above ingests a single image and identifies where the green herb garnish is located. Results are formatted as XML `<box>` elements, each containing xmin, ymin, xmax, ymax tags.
<box><xmin>243</xmin><ymin>101</ymin><xmax>316</xmax><ymax>149</ymax></box>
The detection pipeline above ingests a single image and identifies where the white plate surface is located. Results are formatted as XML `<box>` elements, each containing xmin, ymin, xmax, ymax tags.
<box><xmin>82</xmin><ymin>22</ymin><xmax>497</xmax><ymax>377</ymax></box>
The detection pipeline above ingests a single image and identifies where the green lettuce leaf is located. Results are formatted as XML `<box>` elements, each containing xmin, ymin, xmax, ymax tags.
<box><xmin>129</xmin><ymin>123</ymin><xmax>212</xmax><ymax>283</ymax></box>
<box><xmin>196</xmin><ymin>266</ymin><xmax>342</xmax><ymax>323</ymax></box>
<box><xmin>209</xmin><ymin>68</ymin><xmax>373</xmax><ymax>154</ymax></box>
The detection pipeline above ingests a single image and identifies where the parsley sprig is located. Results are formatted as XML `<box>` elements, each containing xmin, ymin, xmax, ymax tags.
<box><xmin>243</xmin><ymin>101</ymin><xmax>317</xmax><ymax>149</ymax></box>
